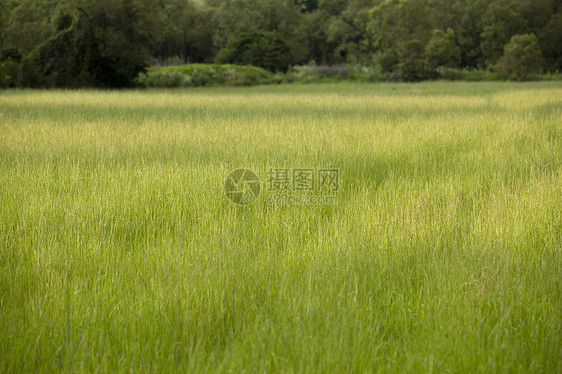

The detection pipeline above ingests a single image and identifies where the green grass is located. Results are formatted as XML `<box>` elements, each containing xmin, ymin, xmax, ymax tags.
<box><xmin>0</xmin><ymin>81</ymin><xmax>561</xmax><ymax>372</ymax></box>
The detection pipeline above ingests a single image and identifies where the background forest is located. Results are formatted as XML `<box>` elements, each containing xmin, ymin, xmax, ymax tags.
<box><xmin>1</xmin><ymin>0</ymin><xmax>561</xmax><ymax>87</ymax></box>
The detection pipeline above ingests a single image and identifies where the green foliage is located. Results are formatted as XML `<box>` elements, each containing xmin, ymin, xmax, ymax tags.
<box><xmin>1</xmin><ymin>0</ymin><xmax>561</xmax><ymax>86</ymax></box>
<box><xmin>1</xmin><ymin>47</ymin><xmax>22</xmax><ymax>62</ymax></box>
<box><xmin>17</xmin><ymin>0</ymin><xmax>160</xmax><ymax>88</ymax></box>
<box><xmin>212</xmin><ymin>0</ymin><xmax>307</xmax><ymax>64</ymax></box>
<box><xmin>479</xmin><ymin>0</ymin><xmax>527</xmax><ymax>66</ymax></box>
<box><xmin>2</xmin><ymin>0</ymin><xmax>51</xmax><ymax>53</ymax></box>
<box><xmin>135</xmin><ymin>70</ymin><xmax>193</xmax><ymax>88</ymax></box>
<box><xmin>155</xmin><ymin>0</ymin><xmax>215</xmax><ymax>64</ymax></box>
<box><xmin>135</xmin><ymin>63</ymin><xmax>276</xmax><ymax>87</ymax></box>
<box><xmin>295</xmin><ymin>0</ymin><xmax>318</xmax><ymax>13</ymax></box>
<box><xmin>368</xmin><ymin>0</ymin><xmax>434</xmax><ymax>81</ymax></box>
<box><xmin>397</xmin><ymin>55</ymin><xmax>433</xmax><ymax>81</ymax></box>
<box><xmin>452</xmin><ymin>0</ymin><xmax>490</xmax><ymax>68</ymax></box>
<box><xmin>323</xmin><ymin>1</ymin><xmax>375</xmax><ymax>64</ymax></box>
<box><xmin>18</xmin><ymin>14</ymin><xmax>78</xmax><ymax>88</ymax></box>
<box><xmin>286</xmin><ymin>63</ymin><xmax>386</xmax><ymax>83</ymax></box>
<box><xmin>539</xmin><ymin>10</ymin><xmax>562</xmax><ymax>71</ymax></box>
<box><xmin>0</xmin><ymin>58</ymin><xmax>18</xmax><ymax>88</ymax></box>
<box><xmin>496</xmin><ymin>33</ymin><xmax>543</xmax><ymax>81</ymax></box>
<box><xmin>425</xmin><ymin>28</ymin><xmax>461</xmax><ymax>69</ymax></box>
<box><xmin>216</xmin><ymin>30</ymin><xmax>292</xmax><ymax>72</ymax></box>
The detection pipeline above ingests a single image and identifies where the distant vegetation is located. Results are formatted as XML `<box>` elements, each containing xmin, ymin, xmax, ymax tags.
<box><xmin>1</xmin><ymin>0</ymin><xmax>561</xmax><ymax>87</ymax></box>
<box><xmin>137</xmin><ymin>63</ymin><xmax>562</xmax><ymax>88</ymax></box>
<box><xmin>135</xmin><ymin>64</ymin><xmax>278</xmax><ymax>87</ymax></box>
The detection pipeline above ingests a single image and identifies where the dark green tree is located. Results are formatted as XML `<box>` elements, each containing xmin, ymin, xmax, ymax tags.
<box><xmin>295</xmin><ymin>0</ymin><xmax>319</xmax><ymax>13</ymax></box>
<box><xmin>539</xmin><ymin>10</ymin><xmax>562</xmax><ymax>71</ymax></box>
<box><xmin>427</xmin><ymin>0</ymin><xmax>458</xmax><ymax>31</ymax></box>
<box><xmin>495</xmin><ymin>33</ymin><xmax>542</xmax><ymax>80</ymax></box>
<box><xmin>453</xmin><ymin>0</ymin><xmax>491</xmax><ymax>67</ymax></box>
<box><xmin>215</xmin><ymin>29</ymin><xmax>292</xmax><ymax>72</ymax></box>
<box><xmin>515</xmin><ymin>0</ymin><xmax>555</xmax><ymax>34</ymax></box>
<box><xmin>2</xmin><ymin>0</ymin><xmax>560</xmax><ymax>85</ymax></box>
<box><xmin>479</xmin><ymin>0</ymin><xmax>527</xmax><ymax>65</ymax></box>
<box><xmin>323</xmin><ymin>0</ymin><xmax>378</xmax><ymax>64</ymax></box>
<box><xmin>154</xmin><ymin>0</ymin><xmax>216</xmax><ymax>64</ymax></box>
<box><xmin>300</xmin><ymin>10</ymin><xmax>331</xmax><ymax>63</ymax></box>
<box><xmin>368</xmin><ymin>0</ymin><xmax>433</xmax><ymax>80</ymax></box>
<box><xmin>3</xmin><ymin>0</ymin><xmax>51</xmax><ymax>53</ymax></box>
<box><xmin>0</xmin><ymin>0</ymin><xmax>7</xmax><ymax>49</ymax></box>
<box><xmin>425</xmin><ymin>28</ymin><xmax>460</xmax><ymax>69</ymax></box>
<box><xmin>213</xmin><ymin>0</ymin><xmax>307</xmax><ymax>64</ymax></box>
<box><xmin>19</xmin><ymin>0</ymin><xmax>160</xmax><ymax>87</ymax></box>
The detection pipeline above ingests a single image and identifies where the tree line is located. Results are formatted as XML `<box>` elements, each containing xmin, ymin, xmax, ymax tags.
<box><xmin>1</xmin><ymin>0</ymin><xmax>561</xmax><ymax>87</ymax></box>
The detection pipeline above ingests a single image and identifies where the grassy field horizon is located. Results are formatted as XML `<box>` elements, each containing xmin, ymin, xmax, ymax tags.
<box><xmin>1</xmin><ymin>81</ymin><xmax>561</xmax><ymax>372</ymax></box>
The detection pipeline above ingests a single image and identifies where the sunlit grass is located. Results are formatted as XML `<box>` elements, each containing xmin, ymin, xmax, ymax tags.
<box><xmin>0</xmin><ymin>81</ymin><xmax>561</xmax><ymax>372</ymax></box>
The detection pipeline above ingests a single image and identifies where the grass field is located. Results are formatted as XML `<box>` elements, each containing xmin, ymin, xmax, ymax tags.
<box><xmin>1</xmin><ymin>81</ymin><xmax>561</xmax><ymax>372</ymax></box>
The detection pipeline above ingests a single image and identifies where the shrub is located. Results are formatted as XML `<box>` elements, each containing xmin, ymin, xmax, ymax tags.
<box><xmin>135</xmin><ymin>70</ymin><xmax>192</xmax><ymax>88</ymax></box>
<box><xmin>398</xmin><ymin>58</ymin><xmax>434</xmax><ymax>81</ymax></box>
<box><xmin>284</xmin><ymin>64</ymin><xmax>388</xmax><ymax>83</ymax></box>
<box><xmin>425</xmin><ymin>29</ymin><xmax>461</xmax><ymax>69</ymax></box>
<box><xmin>0</xmin><ymin>49</ymin><xmax>22</xmax><ymax>88</ymax></box>
<box><xmin>496</xmin><ymin>33</ymin><xmax>543</xmax><ymax>81</ymax></box>
<box><xmin>0</xmin><ymin>59</ymin><xmax>19</xmax><ymax>88</ymax></box>
<box><xmin>135</xmin><ymin>64</ymin><xmax>274</xmax><ymax>88</ymax></box>
<box><xmin>215</xmin><ymin>30</ymin><xmax>292</xmax><ymax>73</ymax></box>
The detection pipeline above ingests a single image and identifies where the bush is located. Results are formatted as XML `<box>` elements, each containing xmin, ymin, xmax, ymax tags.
<box><xmin>372</xmin><ymin>53</ymin><xmax>399</xmax><ymax>74</ymax></box>
<box><xmin>215</xmin><ymin>30</ymin><xmax>292</xmax><ymax>73</ymax></box>
<box><xmin>284</xmin><ymin>64</ymin><xmax>388</xmax><ymax>83</ymax></box>
<box><xmin>0</xmin><ymin>49</ymin><xmax>22</xmax><ymax>88</ymax></box>
<box><xmin>14</xmin><ymin>3</ymin><xmax>155</xmax><ymax>88</ymax></box>
<box><xmin>135</xmin><ymin>70</ymin><xmax>192</xmax><ymax>88</ymax></box>
<box><xmin>496</xmin><ymin>33</ymin><xmax>543</xmax><ymax>81</ymax></box>
<box><xmin>135</xmin><ymin>64</ymin><xmax>275</xmax><ymax>88</ymax></box>
<box><xmin>425</xmin><ymin>29</ymin><xmax>461</xmax><ymax>69</ymax></box>
<box><xmin>397</xmin><ymin>58</ymin><xmax>434</xmax><ymax>81</ymax></box>
<box><xmin>0</xmin><ymin>59</ymin><xmax>19</xmax><ymax>88</ymax></box>
<box><xmin>285</xmin><ymin>65</ymin><xmax>345</xmax><ymax>83</ymax></box>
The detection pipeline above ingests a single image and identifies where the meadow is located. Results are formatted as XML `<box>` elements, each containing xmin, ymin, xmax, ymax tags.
<box><xmin>0</xmin><ymin>81</ymin><xmax>561</xmax><ymax>372</ymax></box>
